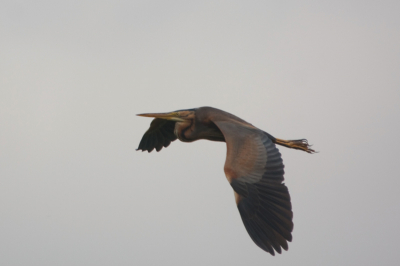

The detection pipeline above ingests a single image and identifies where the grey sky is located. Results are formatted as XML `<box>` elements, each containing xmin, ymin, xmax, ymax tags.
<box><xmin>1</xmin><ymin>1</ymin><xmax>399</xmax><ymax>265</ymax></box>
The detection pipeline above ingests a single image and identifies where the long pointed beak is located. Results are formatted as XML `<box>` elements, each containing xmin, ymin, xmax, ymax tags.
<box><xmin>136</xmin><ymin>112</ymin><xmax>185</xmax><ymax>122</ymax></box>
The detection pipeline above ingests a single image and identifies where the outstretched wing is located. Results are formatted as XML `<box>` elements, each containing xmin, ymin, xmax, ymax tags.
<box><xmin>137</xmin><ymin>119</ymin><xmax>177</xmax><ymax>152</ymax></box>
<box><xmin>214</xmin><ymin>121</ymin><xmax>292</xmax><ymax>255</ymax></box>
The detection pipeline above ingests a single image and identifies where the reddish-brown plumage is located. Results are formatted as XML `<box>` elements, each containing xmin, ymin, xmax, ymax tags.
<box><xmin>137</xmin><ymin>106</ymin><xmax>315</xmax><ymax>255</ymax></box>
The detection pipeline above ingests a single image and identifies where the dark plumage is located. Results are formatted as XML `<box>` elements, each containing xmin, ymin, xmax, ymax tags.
<box><xmin>137</xmin><ymin>106</ymin><xmax>315</xmax><ymax>255</ymax></box>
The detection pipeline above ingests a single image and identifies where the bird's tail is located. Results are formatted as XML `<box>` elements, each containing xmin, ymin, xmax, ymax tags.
<box><xmin>274</xmin><ymin>138</ymin><xmax>316</xmax><ymax>153</ymax></box>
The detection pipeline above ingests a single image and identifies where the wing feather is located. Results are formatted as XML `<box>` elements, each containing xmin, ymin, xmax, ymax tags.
<box><xmin>213</xmin><ymin>120</ymin><xmax>293</xmax><ymax>255</ymax></box>
<box><xmin>137</xmin><ymin>119</ymin><xmax>178</xmax><ymax>152</ymax></box>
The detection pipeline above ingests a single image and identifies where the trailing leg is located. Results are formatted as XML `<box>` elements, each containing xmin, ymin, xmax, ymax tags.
<box><xmin>274</xmin><ymin>138</ymin><xmax>316</xmax><ymax>153</ymax></box>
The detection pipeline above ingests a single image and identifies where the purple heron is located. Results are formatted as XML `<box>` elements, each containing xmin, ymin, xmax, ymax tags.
<box><xmin>137</xmin><ymin>107</ymin><xmax>315</xmax><ymax>255</ymax></box>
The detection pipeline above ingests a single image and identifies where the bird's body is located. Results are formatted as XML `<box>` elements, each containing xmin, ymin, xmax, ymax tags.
<box><xmin>137</xmin><ymin>107</ymin><xmax>314</xmax><ymax>255</ymax></box>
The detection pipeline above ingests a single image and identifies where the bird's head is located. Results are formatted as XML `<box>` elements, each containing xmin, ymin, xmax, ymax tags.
<box><xmin>137</xmin><ymin>109</ymin><xmax>196</xmax><ymax>122</ymax></box>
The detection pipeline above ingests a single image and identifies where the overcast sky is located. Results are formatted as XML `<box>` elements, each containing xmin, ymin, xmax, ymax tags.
<box><xmin>1</xmin><ymin>1</ymin><xmax>400</xmax><ymax>265</ymax></box>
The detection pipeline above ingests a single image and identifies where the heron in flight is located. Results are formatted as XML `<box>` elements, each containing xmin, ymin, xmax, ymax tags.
<box><xmin>137</xmin><ymin>106</ymin><xmax>314</xmax><ymax>255</ymax></box>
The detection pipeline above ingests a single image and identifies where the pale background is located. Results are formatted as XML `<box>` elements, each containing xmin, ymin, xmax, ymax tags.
<box><xmin>1</xmin><ymin>1</ymin><xmax>399</xmax><ymax>265</ymax></box>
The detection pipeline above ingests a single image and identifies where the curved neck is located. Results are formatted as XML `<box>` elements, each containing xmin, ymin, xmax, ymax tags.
<box><xmin>175</xmin><ymin>120</ymin><xmax>195</xmax><ymax>142</ymax></box>
<box><xmin>175</xmin><ymin>119</ymin><xmax>225</xmax><ymax>143</ymax></box>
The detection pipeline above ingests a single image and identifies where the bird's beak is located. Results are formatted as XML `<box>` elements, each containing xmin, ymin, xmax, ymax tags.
<box><xmin>137</xmin><ymin>112</ymin><xmax>185</xmax><ymax>122</ymax></box>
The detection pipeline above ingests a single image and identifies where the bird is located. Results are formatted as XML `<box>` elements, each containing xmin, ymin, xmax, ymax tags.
<box><xmin>136</xmin><ymin>106</ymin><xmax>315</xmax><ymax>255</ymax></box>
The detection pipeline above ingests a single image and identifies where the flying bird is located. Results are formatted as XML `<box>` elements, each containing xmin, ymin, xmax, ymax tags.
<box><xmin>136</xmin><ymin>106</ymin><xmax>315</xmax><ymax>255</ymax></box>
